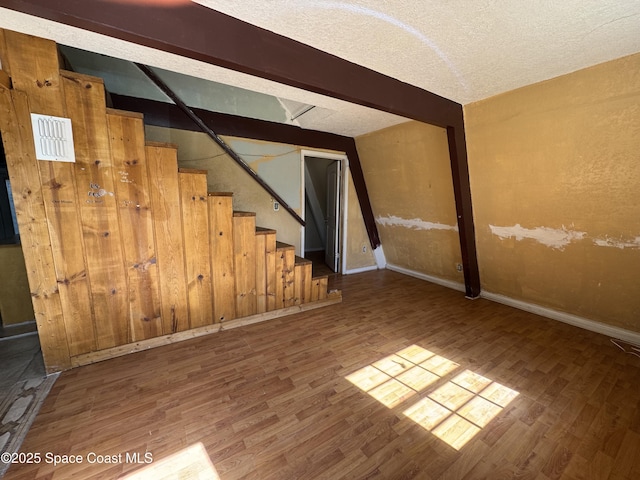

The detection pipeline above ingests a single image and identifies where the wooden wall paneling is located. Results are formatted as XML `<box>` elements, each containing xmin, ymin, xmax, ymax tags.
<box><xmin>317</xmin><ymin>276</ymin><xmax>328</xmax><ymax>301</ymax></box>
<box><xmin>265</xmin><ymin>231</ymin><xmax>277</xmax><ymax>312</ymax></box>
<box><xmin>233</xmin><ymin>211</ymin><xmax>257</xmax><ymax>317</ymax></box>
<box><xmin>0</xmin><ymin>87</ymin><xmax>70</xmax><ymax>371</ymax></box>
<box><xmin>293</xmin><ymin>257</ymin><xmax>312</xmax><ymax>305</ymax></box>
<box><xmin>274</xmin><ymin>245</ymin><xmax>286</xmax><ymax>310</ymax></box>
<box><xmin>6</xmin><ymin>30</ymin><xmax>95</xmax><ymax>357</ymax></box>
<box><xmin>179</xmin><ymin>169</ymin><xmax>213</xmax><ymax>328</ymax></box>
<box><xmin>107</xmin><ymin>110</ymin><xmax>162</xmax><ymax>341</ymax></box>
<box><xmin>146</xmin><ymin>143</ymin><xmax>189</xmax><ymax>334</ymax></box>
<box><xmin>61</xmin><ymin>71</ymin><xmax>129</xmax><ymax>350</ymax></box>
<box><xmin>281</xmin><ymin>244</ymin><xmax>296</xmax><ymax>308</ymax></box>
<box><xmin>208</xmin><ymin>193</ymin><xmax>236</xmax><ymax>322</ymax></box>
<box><xmin>255</xmin><ymin>227</ymin><xmax>275</xmax><ymax>314</ymax></box>
<box><xmin>293</xmin><ymin>264</ymin><xmax>303</xmax><ymax>306</ymax></box>
<box><xmin>303</xmin><ymin>265</ymin><xmax>312</xmax><ymax>304</ymax></box>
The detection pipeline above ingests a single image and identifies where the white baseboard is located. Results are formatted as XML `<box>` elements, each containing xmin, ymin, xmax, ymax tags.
<box><xmin>481</xmin><ymin>291</ymin><xmax>640</xmax><ymax>346</ymax></box>
<box><xmin>386</xmin><ymin>264</ymin><xmax>466</xmax><ymax>293</ymax></box>
<box><xmin>344</xmin><ymin>264</ymin><xmax>378</xmax><ymax>275</ymax></box>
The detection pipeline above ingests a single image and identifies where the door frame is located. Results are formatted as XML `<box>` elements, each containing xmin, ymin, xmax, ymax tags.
<box><xmin>300</xmin><ymin>149</ymin><xmax>349</xmax><ymax>274</ymax></box>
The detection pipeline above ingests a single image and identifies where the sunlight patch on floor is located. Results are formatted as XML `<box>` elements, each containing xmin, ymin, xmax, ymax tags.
<box><xmin>346</xmin><ymin>345</ymin><xmax>518</xmax><ymax>450</ymax></box>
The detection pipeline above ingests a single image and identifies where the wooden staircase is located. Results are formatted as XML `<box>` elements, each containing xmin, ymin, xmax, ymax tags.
<box><xmin>0</xmin><ymin>29</ymin><xmax>340</xmax><ymax>372</ymax></box>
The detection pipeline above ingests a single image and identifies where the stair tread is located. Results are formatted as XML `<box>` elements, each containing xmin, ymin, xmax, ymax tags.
<box><xmin>60</xmin><ymin>69</ymin><xmax>105</xmax><ymax>85</ymax></box>
<box><xmin>233</xmin><ymin>211</ymin><xmax>256</xmax><ymax>217</ymax></box>
<box><xmin>276</xmin><ymin>241</ymin><xmax>295</xmax><ymax>251</ymax></box>
<box><xmin>312</xmin><ymin>274</ymin><xmax>329</xmax><ymax>281</ymax></box>
<box><xmin>146</xmin><ymin>140</ymin><xmax>178</xmax><ymax>150</ymax></box>
<box><xmin>179</xmin><ymin>168</ymin><xmax>208</xmax><ymax>175</ymax></box>
<box><xmin>295</xmin><ymin>255</ymin><xmax>312</xmax><ymax>265</ymax></box>
<box><xmin>256</xmin><ymin>226</ymin><xmax>276</xmax><ymax>235</ymax></box>
<box><xmin>106</xmin><ymin>107</ymin><xmax>143</xmax><ymax>119</ymax></box>
<box><xmin>208</xmin><ymin>192</ymin><xmax>234</xmax><ymax>197</ymax></box>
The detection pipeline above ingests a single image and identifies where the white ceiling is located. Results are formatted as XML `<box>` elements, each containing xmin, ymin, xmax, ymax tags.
<box><xmin>200</xmin><ymin>0</ymin><xmax>640</xmax><ymax>105</ymax></box>
<box><xmin>1</xmin><ymin>2</ymin><xmax>640</xmax><ymax>136</ymax></box>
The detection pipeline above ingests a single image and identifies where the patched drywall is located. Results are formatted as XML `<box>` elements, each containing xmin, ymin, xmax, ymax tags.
<box><xmin>356</xmin><ymin>121</ymin><xmax>463</xmax><ymax>282</ymax></box>
<box><xmin>466</xmin><ymin>52</ymin><xmax>640</xmax><ymax>332</ymax></box>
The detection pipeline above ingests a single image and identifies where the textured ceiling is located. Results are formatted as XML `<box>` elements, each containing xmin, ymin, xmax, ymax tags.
<box><xmin>1</xmin><ymin>2</ymin><xmax>639</xmax><ymax>136</ymax></box>
<box><xmin>199</xmin><ymin>1</ymin><xmax>640</xmax><ymax>105</ymax></box>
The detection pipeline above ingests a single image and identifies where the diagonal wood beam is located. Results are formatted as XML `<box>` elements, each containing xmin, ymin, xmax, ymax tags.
<box><xmin>135</xmin><ymin>62</ymin><xmax>305</xmax><ymax>227</ymax></box>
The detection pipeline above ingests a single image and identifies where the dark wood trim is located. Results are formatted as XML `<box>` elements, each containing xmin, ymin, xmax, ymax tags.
<box><xmin>447</xmin><ymin>126</ymin><xmax>480</xmax><ymax>298</ymax></box>
<box><xmin>1</xmin><ymin>0</ymin><xmax>478</xmax><ymax>291</ymax></box>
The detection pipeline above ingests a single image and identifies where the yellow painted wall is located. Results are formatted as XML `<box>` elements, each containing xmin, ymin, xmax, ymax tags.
<box><xmin>0</xmin><ymin>244</ymin><xmax>35</xmax><ymax>325</ymax></box>
<box><xmin>356</xmin><ymin>121</ymin><xmax>463</xmax><ymax>283</ymax></box>
<box><xmin>465</xmin><ymin>53</ymin><xmax>640</xmax><ymax>332</ymax></box>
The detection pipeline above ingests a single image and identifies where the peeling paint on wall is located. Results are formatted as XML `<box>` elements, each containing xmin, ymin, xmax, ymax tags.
<box><xmin>490</xmin><ymin>224</ymin><xmax>640</xmax><ymax>250</ymax></box>
<box><xmin>593</xmin><ymin>236</ymin><xmax>640</xmax><ymax>249</ymax></box>
<box><xmin>489</xmin><ymin>224</ymin><xmax>586</xmax><ymax>250</ymax></box>
<box><xmin>377</xmin><ymin>215</ymin><xmax>458</xmax><ymax>232</ymax></box>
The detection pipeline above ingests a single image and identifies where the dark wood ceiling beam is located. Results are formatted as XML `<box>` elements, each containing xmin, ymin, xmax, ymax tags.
<box><xmin>0</xmin><ymin>0</ymin><xmax>479</xmax><ymax>296</ymax></box>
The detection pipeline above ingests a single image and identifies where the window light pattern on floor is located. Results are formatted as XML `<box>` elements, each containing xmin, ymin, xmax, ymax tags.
<box><xmin>346</xmin><ymin>345</ymin><xmax>518</xmax><ymax>450</ymax></box>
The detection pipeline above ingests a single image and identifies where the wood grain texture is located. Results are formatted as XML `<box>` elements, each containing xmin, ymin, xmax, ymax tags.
<box><xmin>255</xmin><ymin>228</ymin><xmax>276</xmax><ymax>314</ymax></box>
<box><xmin>146</xmin><ymin>144</ymin><xmax>189</xmax><ymax>334</ymax></box>
<box><xmin>108</xmin><ymin>111</ymin><xmax>162</xmax><ymax>341</ymax></box>
<box><xmin>208</xmin><ymin>194</ymin><xmax>236</xmax><ymax>322</ymax></box>
<box><xmin>0</xmin><ymin>87</ymin><xmax>70</xmax><ymax>372</ymax></box>
<box><xmin>7</xmin><ymin>270</ymin><xmax>640</xmax><ymax>480</ymax></box>
<box><xmin>6</xmin><ymin>31</ymin><xmax>94</xmax><ymax>357</ymax></box>
<box><xmin>233</xmin><ymin>212</ymin><xmax>257</xmax><ymax>318</ymax></box>
<box><xmin>62</xmin><ymin>71</ymin><xmax>129</xmax><ymax>350</ymax></box>
<box><xmin>179</xmin><ymin>170</ymin><xmax>213</xmax><ymax>328</ymax></box>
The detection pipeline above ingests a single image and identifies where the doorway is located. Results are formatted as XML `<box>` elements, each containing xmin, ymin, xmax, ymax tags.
<box><xmin>301</xmin><ymin>151</ymin><xmax>347</xmax><ymax>276</ymax></box>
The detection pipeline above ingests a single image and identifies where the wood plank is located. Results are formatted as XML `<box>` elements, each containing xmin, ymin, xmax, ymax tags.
<box><xmin>293</xmin><ymin>264</ymin><xmax>303</xmax><ymax>306</ymax></box>
<box><xmin>282</xmin><ymin>248</ymin><xmax>295</xmax><ymax>308</ymax></box>
<box><xmin>61</xmin><ymin>71</ymin><xmax>129</xmax><ymax>350</ymax></box>
<box><xmin>302</xmin><ymin>264</ymin><xmax>312</xmax><ymax>304</ymax></box>
<box><xmin>179</xmin><ymin>171</ymin><xmax>213</xmax><ymax>328</ymax></box>
<box><xmin>233</xmin><ymin>213</ymin><xmax>257</xmax><ymax>317</ymax></box>
<box><xmin>254</xmin><ymin>228</ymin><xmax>276</xmax><ymax>314</ymax></box>
<box><xmin>0</xmin><ymin>87</ymin><xmax>70</xmax><ymax>372</ymax></box>
<box><xmin>146</xmin><ymin>143</ymin><xmax>189</xmax><ymax>334</ymax></box>
<box><xmin>107</xmin><ymin>112</ymin><xmax>162</xmax><ymax>341</ymax></box>
<box><xmin>294</xmin><ymin>257</ymin><xmax>312</xmax><ymax>306</ymax></box>
<box><xmin>265</xmin><ymin>232</ymin><xmax>277</xmax><ymax>312</ymax></box>
<box><xmin>6</xmin><ymin>30</ymin><xmax>95</xmax><ymax>358</ymax></box>
<box><xmin>208</xmin><ymin>193</ymin><xmax>236</xmax><ymax>322</ymax></box>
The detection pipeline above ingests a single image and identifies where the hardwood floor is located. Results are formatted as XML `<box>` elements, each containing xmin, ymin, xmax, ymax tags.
<box><xmin>5</xmin><ymin>270</ymin><xmax>640</xmax><ymax>479</ymax></box>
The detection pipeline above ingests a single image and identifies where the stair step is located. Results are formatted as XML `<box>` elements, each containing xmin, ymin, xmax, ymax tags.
<box><xmin>256</xmin><ymin>226</ymin><xmax>277</xmax><ymax>235</ymax></box>
<box><xmin>208</xmin><ymin>192</ymin><xmax>233</xmax><ymax>197</ymax></box>
<box><xmin>295</xmin><ymin>255</ymin><xmax>312</xmax><ymax>265</ymax></box>
<box><xmin>233</xmin><ymin>210</ymin><xmax>256</xmax><ymax>217</ymax></box>
<box><xmin>276</xmin><ymin>241</ymin><xmax>295</xmax><ymax>251</ymax></box>
<box><xmin>179</xmin><ymin>168</ymin><xmax>208</xmax><ymax>175</ymax></box>
<box><xmin>106</xmin><ymin>107</ymin><xmax>143</xmax><ymax>119</ymax></box>
<box><xmin>146</xmin><ymin>140</ymin><xmax>178</xmax><ymax>150</ymax></box>
<box><xmin>61</xmin><ymin>69</ymin><xmax>105</xmax><ymax>86</ymax></box>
